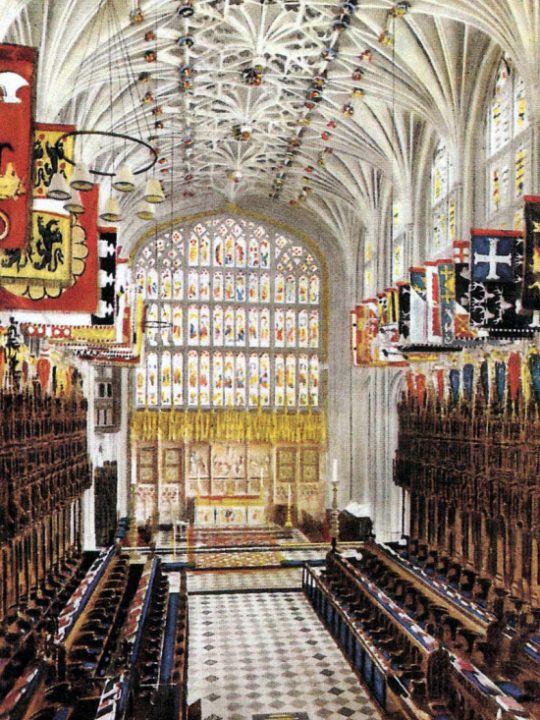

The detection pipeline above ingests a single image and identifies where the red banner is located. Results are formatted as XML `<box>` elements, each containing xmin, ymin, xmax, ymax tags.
<box><xmin>0</xmin><ymin>185</ymin><xmax>99</xmax><ymax>312</ymax></box>
<box><xmin>0</xmin><ymin>44</ymin><xmax>37</xmax><ymax>248</ymax></box>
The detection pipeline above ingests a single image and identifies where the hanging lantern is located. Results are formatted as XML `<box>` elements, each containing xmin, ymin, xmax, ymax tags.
<box><xmin>100</xmin><ymin>196</ymin><xmax>122</xmax><ymax>223</ymax></box>
<box><xmin>113</xmin><ymin>164</ymin><xmax>136</xmax><ymax>192</ymax></box>
<box><xmin>70</xmin><ymin>162</ymin><xmax>94</xmax><ymax>191</ymax></box>
<box><xmin>136</xmin><ymin>201</ymin><xmax>156</xmax><ymax>220</ymax></box>
<box><xmin>64</xmin><ymin>189</ymin><xmax>85</xmax><ymax>215</ymax></box>
<box><xmin>47</xmin><ymin>172</ymin><xmax>71</xmax><ymax>201</ymax></box>
<box><xmin>144</xmin><ymin>178</ymin><xmax>165</xmax><ymax>203</ymax></box>
<box><xmin>178</xmin><ymin>1</ymin><xmax>195</xmax><ymax>17</ymax></box>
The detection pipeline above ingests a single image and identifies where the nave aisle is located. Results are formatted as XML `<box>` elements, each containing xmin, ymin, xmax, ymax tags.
<box><xmin>187</xmin><ymin>569</ymin><xmax>382</xmax><ymax>720</ymax></box>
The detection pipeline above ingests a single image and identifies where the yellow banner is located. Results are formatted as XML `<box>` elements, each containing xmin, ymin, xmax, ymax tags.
<box><xmin>0</xmin><ymin>211</ymin><xmax>74</xmax><ymax>297</ymax></box>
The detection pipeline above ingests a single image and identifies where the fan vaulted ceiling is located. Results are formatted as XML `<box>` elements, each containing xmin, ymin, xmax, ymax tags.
<box><xmin>0</xmin><ymin>0</ymin><xmax>537</xmax><ymax>252</ymax></box>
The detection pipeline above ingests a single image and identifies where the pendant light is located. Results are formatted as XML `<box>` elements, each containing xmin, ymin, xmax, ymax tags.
<box><xmin>144</xmin><ymin>177</ymin><xmax>165</xmax><ymax>203</ymax></box>
<box><xmin>70</xmin><ymin>162</ymin><xmax>94</xmax><ymax>191</ymax></box>
<box><xmin>136</xmin><ymin>201</ymin><xmax>156</xmax><ymax>220</ymax></box>
<box><xmin>64</xmin><ymin>189</ymin><xmax>85</xmax><ymax>215</ymax></box>
<box><xmin>113</xmin><ymin>164</ymin><xmax>136</xmax><ymax>192</ymax></box>
<box><xmin>47</xmin><ymin>173</ymin><xmax>71</xmax><ymax>201</ymax></box>
<box><xmin>100</xmin><ymin>196</ymin><xmax>122</xmax><ymax>223</ymax></box>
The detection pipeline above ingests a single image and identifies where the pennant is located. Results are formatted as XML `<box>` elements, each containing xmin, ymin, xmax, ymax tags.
<box><xmin>528</xmin><ymin>352</ymin><xmax>540</xmax><ymax>401</ymax></box>
<box><xmin>480</xmin><ymin>357</ymin><xmax>490</xmax><ymax>402</ymax></box>
<box><xmin>521</xmin><ymin>195</ymin><xmax>540</xmax><ymax>310</ymax></box>
<box><xmin>425</xmin><ymin>261</ymin><xmax>442</xmax><ymax>343</ymax></box>
<box><xmin>409</xmin><ymin>266</ymin><xmax>427</xmax><ymax>343</ymax></box>
<box><xmin>453</xmin><ymin>240</ymin><xmax>475</xmax><ymax>339</ymax></box>
<box><xmin>435</xmin><ymin>367</ymin><xmax>445</xmax><ymax>400</ymax></box>
<box><xmin>0</xmin><ymin>185</ymin><xmax>99</xmax><ymax>312</ymax></box>
<box><xmin>495</xmin><ymin>360</ymin><xmax>506</xmax><ymax>403</ymax></box>
<box><xmin>385</xmin><ymin>287</ymin><xmax>399</xmax><ymax>326</ymax></box>
<box><xmin>397</xmin><ymin>281</ymin><xmax>410</xmax><ymax>343</ymax></box>
<box><xmin>463</xmin><ymin>363</ymin><xmax>474</xmax><ymax>401</ymax></box>
<box><xmin>0</xmin><ymin>44</ymin><xmax>37</xmax><ymax>249</ymax></box>
<box><xmin>449</xmin><ymin>368</ymin><xmax>460</xmax><ymax>404</ymax></box>
<box><xmin>350</xmin><ymin>309</ymin><xmax>358</xmax><ymax>365</ymax></box>
<box><xmin>92</xmin><ymin>229</ymin><xmax>117</xmax><ymax>326</ymax></box>
<box><xmin>438</xmin><ymin>260</ymin><xmax>455</xmax><ymax>345</ymax></box>
<box><xmin>377</xmin><ymin>291</ymin><xmax>388</xmax><ymax>326</ymax></box>
<box><xmin>470</xmin><ymin>228</ymin><xmax>532</xmax><ymax>337</ymax></box>
<box><xmin>416</xmin><ymin>373</ymin><xmax>426</xmax><ymax>406</ymax></box>
<box><xmin>356</xmin><ymin>298</ymin><xmax>379</xmax><ymax>365</ymax></box>
<box><xmin>507</xmin><ymin>352</ymin><xmax>521</xmax><ymax>403</ymax></box>
<box><xmin>405</xmin><ymin>370</ymin><xmax>415</xmax><ymax>398</ymax></box>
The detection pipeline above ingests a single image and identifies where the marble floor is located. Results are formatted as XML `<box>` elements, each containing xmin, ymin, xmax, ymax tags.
<box><xmin>187</xmin><ymin>578</ymin><xmax>383</xmax><ymax>720</ymax></box>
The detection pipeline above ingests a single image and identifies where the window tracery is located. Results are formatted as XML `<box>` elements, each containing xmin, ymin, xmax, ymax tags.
<box><xmin>134</xmin><ymin>216</ymin><xmax>322</xmax><ymax>409</ymax></box>
<box><xmin>485</xmin><ymin>55</ymin><xmax>530</xmax><ymax>229</ymax></box>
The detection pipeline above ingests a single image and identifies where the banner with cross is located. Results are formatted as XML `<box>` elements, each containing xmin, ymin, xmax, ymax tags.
<box><xmin>470</xmin><ymin>228</ymin><xmax>533</xmax><ymax>337</ymax></box>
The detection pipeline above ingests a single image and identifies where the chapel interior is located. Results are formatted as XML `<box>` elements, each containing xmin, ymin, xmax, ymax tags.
<box><xmin>0</xmin><ymin>1</ymin><xmax>540</xmax><ymax>719</ymax></box>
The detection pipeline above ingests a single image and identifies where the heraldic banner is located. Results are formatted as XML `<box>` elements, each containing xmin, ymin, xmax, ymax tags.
<box><xmin>522</xmin><ymin>195</ymin><xmax>540</xmax><ymax>311</ymax></box>
<box><xmin>0</xmin><ymin>44</ymin><xmax>37</xmax><ymax>249</ymax></box>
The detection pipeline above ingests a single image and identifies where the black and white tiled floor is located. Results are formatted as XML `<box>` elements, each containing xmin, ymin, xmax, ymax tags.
<box><xmin>187</xmin><ymin>568</ymin><xmax>302</xmax><ymax>594</ymax></box>
<box><xmin>188</xmin><ymin>590</ymin><xmax>383</xmax><ymax>720</ymax></box>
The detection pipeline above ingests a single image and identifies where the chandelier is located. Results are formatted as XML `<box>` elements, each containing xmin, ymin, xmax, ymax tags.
<box><xmin>46</xmin><ymin>0</ymin><xmax>166</xmax><ymax>224</ymax></box>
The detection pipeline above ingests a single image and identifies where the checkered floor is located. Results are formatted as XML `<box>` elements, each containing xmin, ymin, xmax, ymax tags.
<box><xmin>188</xmin><ymin>591</ymin><xmax>382</xmax><ymax>720</ymax></box>
<box><xmin>188</xmin><ymin>569</ymin><xmax>302</xmax><ymax>593</ymax></box>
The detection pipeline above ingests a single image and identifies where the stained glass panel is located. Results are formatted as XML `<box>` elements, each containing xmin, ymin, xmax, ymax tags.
<box><xmin>248</xmin><ymin>353</ymin><xmax>259</xmax><ymax>406</ymax></box>
<box><xmin>173</xmin><ymin>354</ymin><xmax>183</xmax><ymax>406</ymax></box>
<box><xmin>213</xmin><ymin>352</ymin><xmax>223</xmax><ymax>406</ymax></box>
<box><xmin>286</xmin><ymin>354</ymin><xmax>296</xmax><ymax>407</ymax></box>
<box><xmin>161</xmin><ymin>351</ymin><xmax>172</xmax><ymax>406</ymax></box>
<box><xmin>485</xmin><ymin>55</ymin><xmax>531</xmax><ymax>227</ymax></box>
<box><xmin>134</xmin><ymin>216</ymin><xmax>322</xmax><ymax>409</ymax></box>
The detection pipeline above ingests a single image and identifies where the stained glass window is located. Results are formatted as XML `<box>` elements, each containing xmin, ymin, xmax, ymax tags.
<box><xmin>431</xmin><ymin>140</ymin><xmax>456</xmax><ymax>251</ymax></box>
<box><xmin>485</xmin><ymin>55</ymin><xmax>530</xmax><ymax>229</ymax></box>
<box><xmin>134</xmin><ymin>216</ymin><xmax>322</xmax><ymax>409</ymax></box>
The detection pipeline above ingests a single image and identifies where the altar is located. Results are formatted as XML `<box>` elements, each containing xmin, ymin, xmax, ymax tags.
<box><xmin>194</xmin><ymin>496</ymin><xmax>267</xmax><ymax>527</ymax></box>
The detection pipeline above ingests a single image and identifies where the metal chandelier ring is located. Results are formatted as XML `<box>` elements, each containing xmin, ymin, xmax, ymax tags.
<box><xmin>54</xmin><ymin>130</ymin><xmax>158</xmax><ymax>177</ymax></box>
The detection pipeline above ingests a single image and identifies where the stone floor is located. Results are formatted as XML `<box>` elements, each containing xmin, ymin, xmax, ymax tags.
<box><xmin>187</xmin><ymin>573</ymin><xmax>383</xmax><ymax>720</ymax></box>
